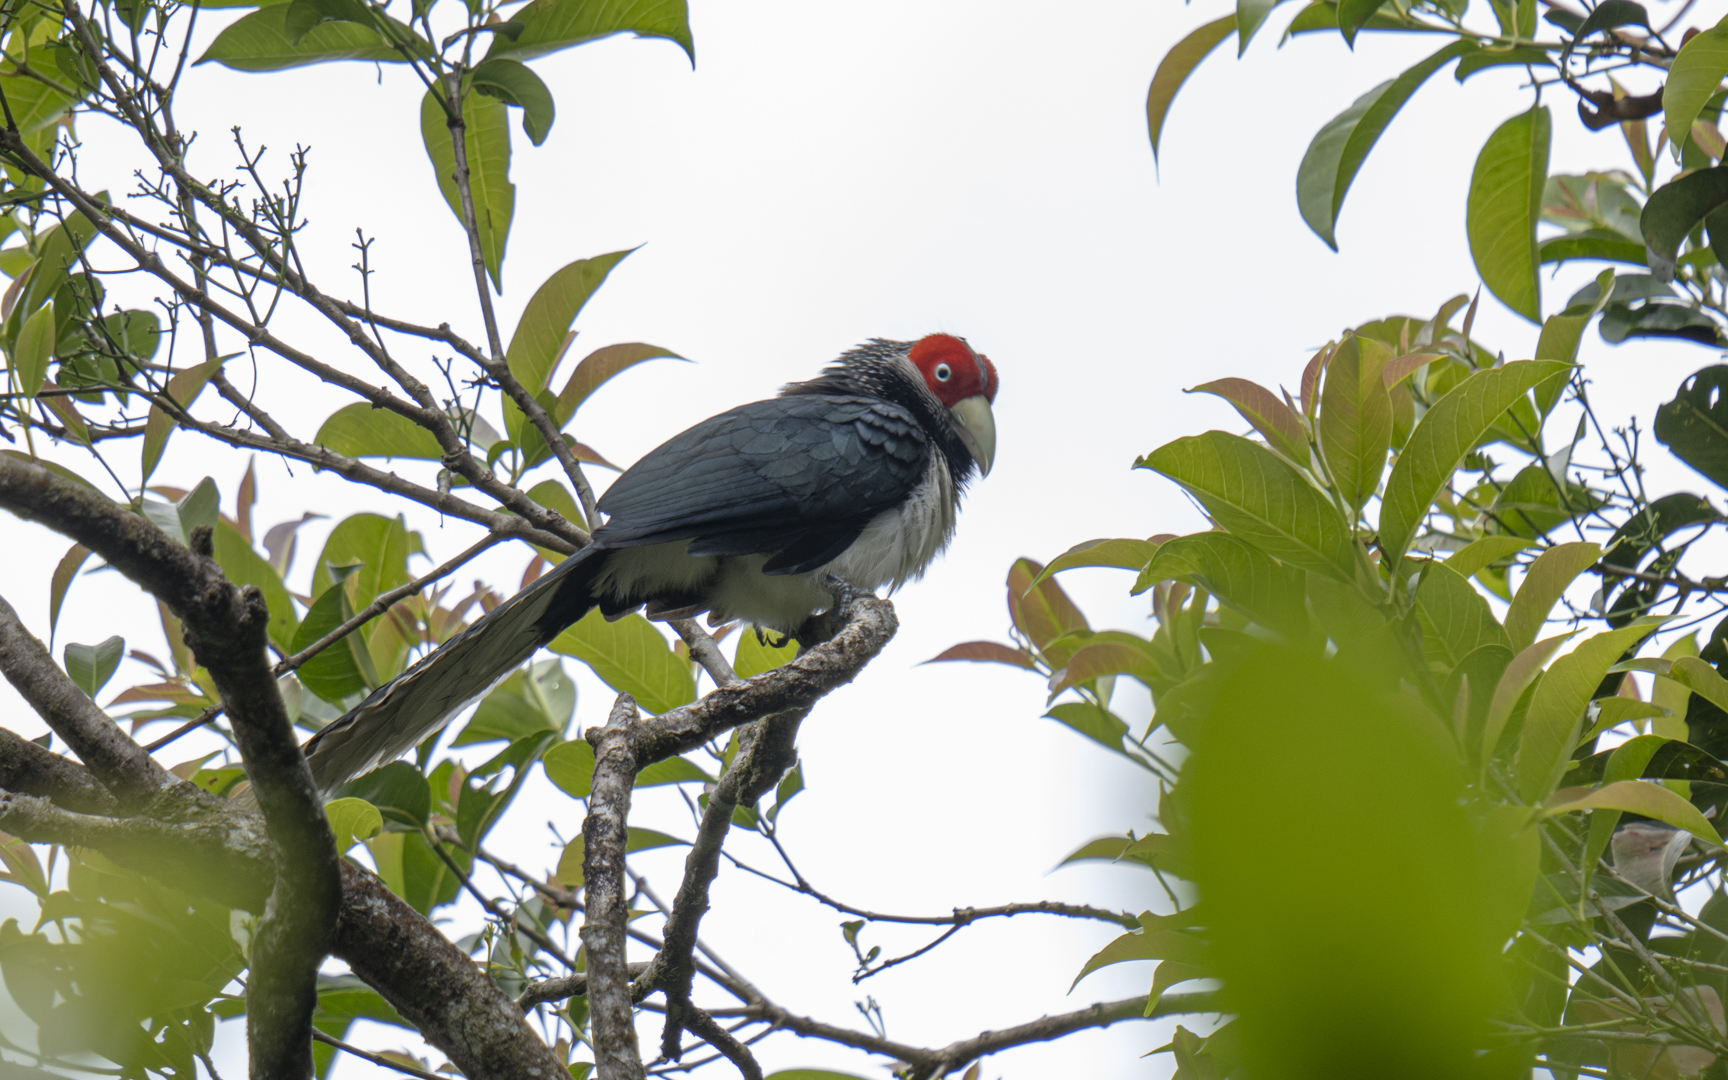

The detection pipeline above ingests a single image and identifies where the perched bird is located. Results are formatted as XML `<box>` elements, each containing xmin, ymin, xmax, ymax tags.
<box><xmin>299</xmin><ymin>334</ymin><xmax>999</xmax><ymax>793</ymax></box>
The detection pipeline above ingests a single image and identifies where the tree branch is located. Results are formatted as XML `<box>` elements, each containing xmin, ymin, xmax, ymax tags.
<box><xmin>0</xmin><ymin>727</ymin><xmax>120</xmax><ymax>815</ymax></box>
<box><xmin>585</xmin><ymin>692</ymin><xmax>648</xmax><ymax>1080</ymax></box>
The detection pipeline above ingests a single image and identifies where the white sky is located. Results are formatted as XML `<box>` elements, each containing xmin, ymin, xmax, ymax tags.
<box><xmin>4</xmin><ymin>0</ymin><xmax>1728</xmax><ymax>1076</ymax></box>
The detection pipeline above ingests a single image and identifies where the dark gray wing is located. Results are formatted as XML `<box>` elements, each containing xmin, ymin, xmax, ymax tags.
<box><xmin>594</xmin><ymin>394</ymin><xmax>929</xmax><ymax>574</ymax></box>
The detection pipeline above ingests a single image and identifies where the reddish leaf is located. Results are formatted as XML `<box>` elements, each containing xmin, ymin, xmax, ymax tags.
<box><xmin>1382</xmin><ymin>351</ymin><xmax>1443</xmax><ymax>389</ymax></box>
<box><xmin>554</xmin><ymin>343</ymin><xmax>685</xmax><ymax>423</ymax></box>
<box><xmin>1050</xmin><ymin>640</ymin><xmax>1160</xmax><ymax>694</ymax></box>
<box><xmin>925</xmin><ymin>641</ymin><xmax>1034</xmax><ymax>668</ymax></box>
<box><xmin>1299</xmin><ymin>342</ymin><xmax>1332</xmax><ymax>417</ymax></box>
<box><xmin>1007</xmin><ymin>559</ymin><xmax>1090</xmax><ymax>664</ymax></box>
<box><xmin>1190</xmin><ymin>377</ymin><xmax>1309</xmax><ymax>464</ymax></box>
<box><xmin>48</xmin><ymin>543</ymin><xmax>89</xmax><ymax>647</ymax></box>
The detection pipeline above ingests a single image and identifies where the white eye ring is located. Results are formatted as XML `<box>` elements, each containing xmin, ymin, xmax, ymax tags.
<box><xmin>934</xmin><ymin>363</ymin><xmax>952</xmax><ymax>382</ymax></box>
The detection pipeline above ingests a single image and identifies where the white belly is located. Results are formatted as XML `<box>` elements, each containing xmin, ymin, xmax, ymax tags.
<box><xmin>591</xmin><ymin>455</ymin><xmax>958</xmax><ymax>633</ymax></box>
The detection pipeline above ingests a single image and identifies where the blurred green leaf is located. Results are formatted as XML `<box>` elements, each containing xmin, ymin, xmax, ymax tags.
<box><xmin>1467</xmin><ymin>106</ymin><xmax>1549</xmax><ymax>322</ymax></box>
<box><xmin>1188</xmin><ymin>644</ymin><xmax>1511</xmax><ymax>1077</ymax></box>
<box><xmin>549</xmin><ymin>609</ymin><xmax>694</xmax><ymax>714</ymax></box>
<box><xmin>455</xmin><ymin>659</ymin><xmax>573</xmax><ymax>744</ymax></box>
<box><xmin>1139</xmin><ymin>431</ymin><xmax>1355</xmax><ymax>581</ymax></box>
<box><xmin>1044</xmin><ymin>702</ymin><xmax>1133</xmax><ymax>759</ymax></box>
<box><xmin>1031</xmin><ymin>537</ymin><xmax>1162</xmax><ymax>588</ymax></box>
<box><xmin>1655</xmin><ymin>366</ymin><xmax>1728</xmax><ymax>488</ymax></box>
<box><xmin>1318</xmin><ymin>335</ymin><xmax>1394</xmax><ymax>514</ymax></box>
<box><xmin>367</xmin><ymin>830</ymin><xmax>467</xmax><ymax>915</ymax></box>
<box><xmin>1446</xmin><ymin>535</ymin><xmax>1531</xmax><ymax>579</ymax></box>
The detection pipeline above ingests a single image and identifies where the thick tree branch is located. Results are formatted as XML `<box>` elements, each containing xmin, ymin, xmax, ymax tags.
<box><xmin>584</xmin><ymin>693</ymin><xmax>648</xmax><ymax>1080</ymax></box>
<box><xmin>331</xmin><ymin>860</ymin><xmax>567</xmax><ymax>1079</ymax></box>
<box><xmin>0</xmin><ymin>727</ymin><xmax>120</xmax><ymax>815</ymax></box>
<box><xmin>0</xmin><ymin>593</ymin><xmax>174</xmax><ymax>805</ymax></box>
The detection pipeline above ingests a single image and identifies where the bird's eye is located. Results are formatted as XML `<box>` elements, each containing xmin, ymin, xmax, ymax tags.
<box><xmin>934</xmin><ymin>363</ymin><xmax>952</xmax><ymax>382</ymax></box>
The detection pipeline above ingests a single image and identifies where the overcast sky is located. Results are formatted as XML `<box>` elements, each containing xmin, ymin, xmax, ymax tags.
<box><xmin>4</xmin><ymin>0</ymin><xmax>1728</xmax><ymax>1075</ymax></box>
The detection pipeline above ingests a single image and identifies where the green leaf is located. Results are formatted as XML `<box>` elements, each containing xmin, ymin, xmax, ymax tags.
<box><xmin>48</xmin><ymin>542</ymin><xmax>88</xmax><ymax>648</ymax></box>
<box><xmin>196</xmin><ymin>3</ymin><xmax>422</xmax><ymax>70</ymax></box>
<box><xmin>554</xmin><ymin>342</ymin><xmax>684</xmax><ymax>423</ymax></box>
<box><xmin>1538</xmin><ymin>233</ymin><xmax>1648</xmax><ymax>266</ymax></box>
<box><xmin>554</xmin><ymin>827</ymin><xmax>686</xmax><ymax>887</ymax></box>
<box><xmin>1654</xmin><ymin>366</ymin><xmax>1728</xmax><ymax>489</ymax></box>
<box><xmin>1189</xmin><ymin>377</ymin><xmax>1309</xmax><ymax>465</ymax></box>
<box><xmin>1030</xmin><ymin>537</ymin><xmax>1162</xmax><ymax>588</ymax></box>
<box><xmin>548</xmin><ymin>609</ymin><xmax>694</xmax><ymax>715</ymax></box>
<box><xmin>1238</xmin><ymin>0</ymin><xmax>1292</xmax><ymax>52</ymax></box>
<box><xmin>63</xmin><ymin>635</ymin><xmax>123</xmax><ymax>697</ymax></box>
<box><xmin>1640</xmin><ymin>166</ymin><xmax>1728</xmax><ymax>281</ymax></box>
<box><xmin>1297</xmin><ymin>40</ymin><xmax>1475</xmax><ymax>248</ymax></box>
<box><xmin>421</xmin><ymin>86</ymin><xmax>514</xmax><ymax>291</ymax></box>
<box><xmin>1546</xmin><ymin>779</ymin><xmax>1722</xmax><ymax>845</ymax></box>
<box><xmin>1044</xmin><ymin>702</ymin><xmax>1134</xmax><ymax>759</ymax></box>
<box><xmin>12</xmin><ymin>301</ymin><xmax>53</xmax><ymax>397</ymax></box>
<box><xmin>311</xmin><ymin>513</ymin><xmax>411</xmax><ymax>612</ymax></box>
<box><xmin>455</xmin><ymin>659</ymin><xmax>573</xmax><ymax>744</ymax></box>
<box><xmin>1665</xmin><ymin>21</ymin><xmax>1728</xmax><ymax>169</ymax></box>
<box><xmin>323</xmin><ymin>797</ymin><xmax>382</xmax><ymax>853</ymax></box>
<box><xmin>336</xmin><ymin>761</ymin><xmax>430</xmax><ymax>827</ymax></box>
<box><xmin>1518</xmin><ymin>624</ymin><xmax>1654</xmax><ymax>803</ymax></box>
<box><xmin>141</xmin><ymin>358</ymin><xmax>225</xmax><ymax>485</ymax></box>
<box><xmin>1414</xmin><ymin>562</ymin><xmax>1509</xmax><ymax>670</ymax></box>
<box><xmin>1318</xmin><ymin>335</ymin><xmax>1393</xmax><ymax>514</ymax></box>
<box><xmin>1053</xmin><ymin>640</ymin><xmax>1161</xmax><ymax>695</ymax></box>
<box><xmin>1146</xmin><ymin>16</ymin><xmax>1237</xmax><ymax>163</ymax></box>
<box><xmin>1467</xmin><ymin>106</ymin><xmax>1550</xmax><ymax>322</ymax></box>
<box><xmin>367</xmin><ymin>830</ymin><xmax>468</xmax><ymax>915</ymax></box>
<box><xmin>14</xmin><ymin>209</ymin><xmax>100</xmax><ymax>331</ymax></box>
<box><xmin>1139</xmin><ymin>432</ymin><xmax>1355</xmax><ymax>581</ymax></box>
<box><xmin>1071</xmin><ymin>927</ymin><xmax>1207</xmax><ymax>990</ymax></box>
<box><xmin>1482</xmin><ymin>632</ymin><xmax>1575</xmax><ymax>766</ymax></box>
<box><xmin>1669</xmin><ymin>655</ymin><xmax>1728</xmax><ymax>714</ymax></box>
<box><xmin>543</xmin><ymin>738</ymin><xmax>595</xmax><ymax>798</ymax></box>
<box><xmin>486</xmin><ymin>0</ymin><xmax>693</xmax><ymax>64</ymax></box>
<box><xmin>501</xmin><ymin>252</ymin><xmax>632</xmax><ymax>450</ymax></box>
<box><xmin>291</xmin><ymin>583</ymin><xmax>373</xmax><ymax>702</ymax></box>
<box><xmin>212</xmin><ymin>520</ymin><xmax>299</xmax><ymax>652</ymax></box>
<box><xmin>1446</xmin><ymin>535</ymin><xmax>1531</xmax><ymax>579</ymax></box>
<box><xmin>175</xmin><ymin>477</ymin><xmax>221</xmax><ymax>539</ymax></box>
<box><xmin>1378</xmin><ymin>361</ymin><xmax>1571</xmax><ymax>563</ymax></box>
<box><xmin>314</xmin><ymin>402</ymin><xmax>443</xmax><ymax>460</ymax></box>
<box><xmin>1140</xmin><ymin>531</ymin><xmax>1309</xmax><ymax>640</ymax></box>
<box><xmin>1579</xmin><ymin>733</ymin><xmax>1668</xmax><ymax>887</ymax></box>
<box><xmin>1503</xmin><ymin>541</ymin><xmax>1599</xmax><ymax>655</ymax></box>
<box><xmin>457</xmin><ymin>733</ymin><xmax>551</xmax><ymax>849</ymax></box>
<box><xmin>470</xmin><ymin>57</ymin><xmax>556</xmax><ymax>145</ymax></box>
<box><xmin>1455</xmin><ymin>45</ymin><xmax>1553</xmax><ymax>81</ymax></box>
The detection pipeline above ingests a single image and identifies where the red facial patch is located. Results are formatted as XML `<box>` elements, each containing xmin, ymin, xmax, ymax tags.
<box><xmin>909</xmin><ymin>334</ymin><xmax>998</xmax><ymax>407</ymax></box>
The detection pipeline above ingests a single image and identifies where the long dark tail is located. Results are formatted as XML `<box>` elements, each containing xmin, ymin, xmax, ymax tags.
<box><xmin>301</xmin><ymin>545</ymin><xmax>609</xmax><ymax>794</ymax></box>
